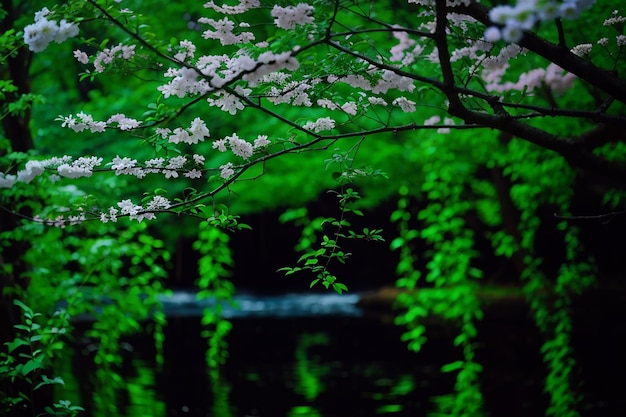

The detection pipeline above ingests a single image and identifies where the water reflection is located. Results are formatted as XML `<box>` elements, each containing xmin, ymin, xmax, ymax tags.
<box><xmin>159</xmin><ymin>291</ymin><xmax>363</xmax><ymax>318</ymax></box>
<box><xmin>61</xmin><ymin>313</ymin><xmax>459</xmax><ymax>417</ymax></box>
<box><xmin>293</xmin><ymin>332</ymin><xmax>329</xmax><ymax>402</ymax></box>
<box><xmin>121</xmin><ymin>359</ymin><xmax>166</xmax><ymax>416</ymax></box>
<box><xmin>220</xmin><ymin>317</ymin><xmax>457</xmax><ymax>417</ymax></box>
<box><xmin>56</xmin><ymin>291</ymin><xmax>626</xmax><ymax>416</ymax></box>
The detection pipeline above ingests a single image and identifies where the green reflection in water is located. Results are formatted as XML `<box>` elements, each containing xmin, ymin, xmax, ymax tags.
<box><xmin>289</xmin><ymin>405</ymin><xmax>322</xmax><ymax>417</ymax></box>
<box><xmin>123</xmin><ymin>358</ymin><xmax>166</xmax><ymax>417</ymax></box>
<box><xmin>376</xmin><ymin>403</ymin><xmax>403</xmax><ymax>414</ymax></box>
<box><xmin>372</xmin><ymin>374</ymin><xmax>415</xmax><ymax>401</ymax></box>
<box><xmin>293</xmin><ymin>332</ymin><xmax>330</xmax><ymax>401</ymax></box>
<box><xmin>57</xmin><ymin>351</ymin><xmax>166</xmax><ymax>417</ymax></box>
<box><xmin>390</xmin><ymin>374</ymin><xmax>414</xmax><ymax>396</ymax></box>
<box><xmin>209</xmin><ymin>368</ymin><xmax>236</xmax><ymax>417</ymax></box>
<box><xmin>288</xmin><ymin>332</ymin><xmax>330</xmax><ymax>417</ymax></box>
<box><xmin>246</xmin><ymin>371</ymin><xmax>261</xmax><ymax>382</ymax></box>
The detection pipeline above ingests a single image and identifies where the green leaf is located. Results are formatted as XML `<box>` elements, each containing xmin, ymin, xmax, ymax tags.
<box><xmin>12</xmin><ymin>299</ymin><xmax>32</xmax><ymax>315</ymax></box>
<box><xmin>34</xmin><ymin>375</ymin><xmax>65</xmax><ymax>390</ymax></box>
<box><xmin>21</xmin><ymin>359</ymin><xmax>44</xmax><ymax>376</ymax></box>
<box><xmin>332</xmin><ymin>283</ymin><xmax>348</xmax><ymax>294</ymax></box>
<box><xmin>5</xmin><ymin>338</ymin><xmax>29</xmax><ymax>353</ymax></box>
<box><xmin>441</xmin><ymin>360</ymin><xmax>464</xmax><ymax>373</ymax></box>
<box><xmin>390</xmin><ymin>237</ymin><xmax>404</xmax><ymax>250</ymax></box>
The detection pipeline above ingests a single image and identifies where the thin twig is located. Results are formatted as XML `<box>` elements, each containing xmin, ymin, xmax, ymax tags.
<box><xmin>554</xmin><ymin>211</ymin><xmax>626</xmax><ymax>224</ymax></box>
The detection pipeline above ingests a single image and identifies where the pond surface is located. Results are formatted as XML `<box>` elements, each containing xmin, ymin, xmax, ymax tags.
<box><xmin>61</xmin><ymin>290</ymin><xmax>626</xmax><ymax>417</ymax></box>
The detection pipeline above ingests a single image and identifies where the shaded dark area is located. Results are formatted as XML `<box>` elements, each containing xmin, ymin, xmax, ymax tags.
<box><xmin>170</xmin><ymin>186</ymin><xmax>626</xmax><ymax>294</ymax></box>
<box><xmin>171</xmin><ymin>196</ymin><xmax>400</xmax><ymax>293</ymax></box>
<box><xmin>570</xmin><ymin>288</ymin><xmax>626</xmax><ymax>415</ymax></box>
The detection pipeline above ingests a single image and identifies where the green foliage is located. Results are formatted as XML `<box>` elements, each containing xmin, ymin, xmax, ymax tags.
<box><xmin>2</xmin><ymin>1</ymin><xmax>626</xmax><ymax>415</ymax></box>
<box><xmin>193</xmin><ymin>223</ymin><xmax>236</xmax><ymax>368</ymax></box>
<box><xmin>392</xmin><ymin>168</ymin><xmax>485</xmax><ymax>417</ymax></box>
<box><xmin>387</xmin><ymin>119</ymin><xmax>599</xmax><ymax>416</ymax></box>
<box><xmin>293</xmin><ymin>333</ymin><xmax>330</xmax><ymax>402</ymax></box>
<box><xmin>0</xmin><ymin>170</ymin><xmax>170</xmax><ymax>416</ymax></box>
<box><xmin>0</xmin><ymin>300</ymin><xmax>84</xmax><ymax>417</ymax></box>
<box><xmin>279</xmin><ymin>145</ymin><xmax>386</xmax><ymax>293</ymax></box>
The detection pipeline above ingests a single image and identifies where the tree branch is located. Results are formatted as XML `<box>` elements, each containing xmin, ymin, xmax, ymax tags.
<box><xmin>459</xmin><ymin>1</ymin><xmax>626</xmax><ymax>104</ymax></box>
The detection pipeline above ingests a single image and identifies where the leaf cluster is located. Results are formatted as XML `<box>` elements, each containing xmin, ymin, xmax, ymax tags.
<box><xmin>0</xmin><ymin>300</ymin><xmax>83</xmax><ymax>417</ymax></box>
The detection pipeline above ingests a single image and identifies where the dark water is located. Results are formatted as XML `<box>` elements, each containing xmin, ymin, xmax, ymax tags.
<box><xmin>61</xmin><ymin>291</ymin><xmax>626</xmax><ymax>417</ymax></box>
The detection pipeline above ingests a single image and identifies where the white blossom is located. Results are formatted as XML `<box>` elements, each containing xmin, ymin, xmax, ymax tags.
<box><xmin>571</xmin><ymin>43</ymin><xmax>593</xmax><ymax>57</ymax></box>
<box><xmin>303</xmin><ymin>117</ymin><xmax>335</xmax><ymax>133</ymax></box>
<box><xmin>254</xmin><ymin>135</ymin><xmax>271</xmax><ymax>149</ymax></box>
<box><xmin>227</xmin><ymin>133</ymin><xmax>254</xmax><ymax>159</ymax></box>
<box><xmin>219</xmin><ymin>162</ymin><xmax>235</xmax><ymax>179</ymax></box>
<box><xmin>23</xmin><ymin>11</ymin><xmax>79</xmax><ymax>52</ymax></box>
<box><xmin>392</xmin><ymin>97</ymin><xmax>416</xmax><ymax>113</ymax></box>
<box><xmin>184</xmin><ymin>169</ymin><xmax>203</xmax><ymax>179</ymax></box>
<box><xmin>271</xmin><ymin>3</ymin><xmax>315</xmax><ymax>30</ymax></box>
<box><xmin>193</xmin><ymin>154</ymin><xmax>206</xmax><ymax>165</ymax></box>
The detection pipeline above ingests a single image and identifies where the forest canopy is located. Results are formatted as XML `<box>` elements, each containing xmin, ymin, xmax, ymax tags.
<box><xmin>2</xmin><ymin>0</ymin><xmax>626</xmax><ymax>416</ymax></box>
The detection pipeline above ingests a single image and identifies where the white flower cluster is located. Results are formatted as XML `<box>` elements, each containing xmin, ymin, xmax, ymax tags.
<box><xmin>156</xmin><ymin>117</ymin><xmax>210</xmax><ymax>145</ymax></box>
<box><xmin>56</xmin><ymin>156</ymin><xmax>104</xmax><ymax>179</ymax></box>
<box><xmin>92</xmin><ymin>43</ymin><xmax>136</xmax><ymax>73</ymax></box>
<box><xmin>600</xmin><ymin>11</ymin><xmax>626</xmax><ymax>47</ymax></box>
<box><xmin>390</xmin><ymin>26</ymin><xmax>426</xmax><ymax>66</ymax></box>
<box><xmin>408</xmin><ymin>0</ymin><xmax>471</xmax><ymax>5</ymax></box>
<box><xmin>212</xmin><ymin>133</ymin><xmax>270</xmax><ymax>159</ymax></box>
<box><xmin>34</xmin><ymin>210</ymin><xmax>86</xmax><ymax>228</ymax></box>
<box><xmin>158</xmin><ymin>66</ymin><xmax>210</xmax><ymax>98</ymax></box>
<box><xmin>210</xmin><ymin>133</ymin><xmax>269</xmax><ymax>180</ymax></box>
<box><xmin>110</xmin><ymin>154</ymin><xmax>205</xmax><ymax>180</ymax></box>
<box><xmin>74</xmin><ymin>44</ymin><xmax>136</xmax><ymax>73</ymax></box>
<box><xmin>0</xmin><ymin>155</ymin><xmax>105</xmax><ymax>188</ymax></box>
<box><xmin>242</xmin><ymin>51</ymin><xmax>301</xmax><ymax>86</ymax></box>
<box><xmin>303</xmin><ymin>117</ymin><xmax>336</xmax><ymax>133</ymax></box>
<box><xmin>485</xmin><ymin>0</ymin><xmax>596</xmax><ymax>43</ymax></box>
<box><xmin>1</xmin><ymin>160</ymin><xmax>44</xmax><ymax>187</ymax></box>
<box><xmin>570</xmin><ymin>43</ymin><xmax>593</xmax><ymax>57</ymax></box>
<box><xmin>199</xmin><ymin>17</ymin><xmax>255</xmax><ymax>46</ymax></box>
<box><xmin>367</xmin><ymin>96</ymin><xmax>388</xmax><ymax>106</ymax></box>
<box><xmin>327</xmin><ymin>68</ymin><xmax>415</xmax><ymax>95</ymax></box>
<box><xmin>424</xmin><ymin>115</ymin><xmax>457</xmax><ymax>134</ymax></box>
<box><xmin>392</xmin><ymin>96</ymin><xmax>416</xmax><ymax>113</ymax></box>
<box><xmin>207</xmin><ymin>85</ymin><xmax>251</xmax><ymax>115</ymax></box>
<box><xmin>204</xmin><ymin>0</ymin><xmax>260</xmax><ymax>15</ymax></box>
<box><xmin>567</xmin><ymin>10</ymin><xmax>626</xmax><ymax>57</ymax></box>
<box><xmin>603</xmin><ymin>9</ymin><xmax>626</xmax><ymax>27</ymax></box>
<box><xmin>485</xmin><ymin>62</ymin><xmax>577</xmax><ymax>94</ymax></box>
<box><xmin>23</xmin><ymin>8</ymin><xmax>79</xmax><ymax>52</ymax></box>
<box><xmin>58</xmin><ymin>112</ymin><xmax>141</xmax><ymax>133</ymax></box>
<box><xmin>219</xmin><ymin>162</ymin><xmax>235</xmax><ymax>180</ymax></box>
<box><xmin>157</xmin><ymin>42</ymin><xmax>300</xmax><ymax>101</ymax></box>
<box><xmin>103</xmin><ymin>196</ymin><xmax>172</xmax><ymax>223</ymax></box>
<box><xmin>267</xmin><ymin>79</ymin><xmax>317</xmax><ymax>107</ymax></box>
<box><xmin>271</xmin><ymin>3</ymin><xmax>315</xmax><ymax>30</ymax></box>
<box><xmin>173</xmin><ymin>40</ymin><xmax>196</xmax><ymax>63</ymax></box>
